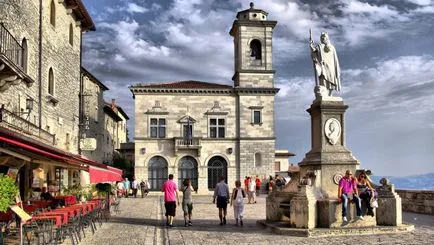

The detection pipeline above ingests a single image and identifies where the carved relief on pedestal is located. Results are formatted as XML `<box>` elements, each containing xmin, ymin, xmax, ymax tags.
<box><xmin>333</xmin><ymin>173</ymin><xmax>343</xmax><ymax>185</ymax></box>
<box><xmin>324</xmin><ymin>118</ymin><xmax>341</xmax><ymax>145</ymax></box>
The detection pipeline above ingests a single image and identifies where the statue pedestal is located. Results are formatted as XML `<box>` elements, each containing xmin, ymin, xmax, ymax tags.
<box><xmin>317</xmin><ymin>199</ymin><xmax>376</xmax><ymax>228</ymax></box>
<box><xmin>299</xmin><ymin>98</ymin><xmax>360</xmax><ymax>199</ymax></box>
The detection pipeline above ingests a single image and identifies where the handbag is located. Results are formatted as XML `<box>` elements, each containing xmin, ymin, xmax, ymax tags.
<box><xmin>370</xmin><ymin>199</ymin><xmax>378</xmax><ymax>208</ymax></box>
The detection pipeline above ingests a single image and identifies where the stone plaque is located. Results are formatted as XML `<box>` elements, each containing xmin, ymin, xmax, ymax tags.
<box><xmin>80</xmin><ymin>138</ymin><xmax>97</xmax><ymax>151</ymax></box>
<box><xmin>324</xmin><ymin>118</ymin><xmax>341</xmax><ymax>145</ymax></box>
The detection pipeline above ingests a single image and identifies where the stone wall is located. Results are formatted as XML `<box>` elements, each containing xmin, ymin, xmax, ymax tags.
<box><xmin>0</xmin><ymin>0</ymin><xmax>85</xmax><ymax>154</ymax></box>
<box><xmin>396</xmin><ymin>189</ymin><xmax>434</xmax><ymax>215</ymax></box>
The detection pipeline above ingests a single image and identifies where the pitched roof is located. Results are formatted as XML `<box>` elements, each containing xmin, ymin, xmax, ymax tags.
<box><xmin>81</xmin><ymin>67</ymin><xmax>109</xmax><ymax>91</ymax></box>
<box><xmin>65</xmin><ymin>0</ymin><xmax>95</xmax><ymax>31</ymax></box>
<box><xmin>131</xmin><ymin>80</ymin><xmax>233</xmax><ymax>89</ymax></box>
<box><xmin>104</xmin><ymin>101</ymin><xmax>130</xmax><ymax>120</ymax></box>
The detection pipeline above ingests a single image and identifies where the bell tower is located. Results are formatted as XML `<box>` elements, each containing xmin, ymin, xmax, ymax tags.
<box><xmin>230</xmin><ymin>2</ymin><xmax>277</xmax><ymax>88</ymax></box>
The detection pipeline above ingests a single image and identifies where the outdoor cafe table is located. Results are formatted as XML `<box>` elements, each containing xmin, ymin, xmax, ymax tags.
<box><xmin>29</xmin><ymin>215</ymin><xmax>63</xmax><ymax>227</ymax></box>
<box><xmin>53</xmin><ymin>195</ymin><xmax>76</xmax><ymax>206</ymax></box>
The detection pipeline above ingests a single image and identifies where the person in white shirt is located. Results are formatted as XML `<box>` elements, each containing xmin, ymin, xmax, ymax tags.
<box><xmin>248</xmin><ymin>177</ymin><xmax>256</xmax><ymax>204</ymax></box>
<box><xmin>132</xmin><ymin>178</ymin><xmax>139</xmax><ymax>198</ymax></box>
<box><xmin>116</xmin><ymin>181</ymin><xmax>124</xmax><ymax>198</ymax></box>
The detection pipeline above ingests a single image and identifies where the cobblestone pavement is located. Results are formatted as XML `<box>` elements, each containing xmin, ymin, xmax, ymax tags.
<box><xmin>75</xmin><ymin>194</ymin><xmax>434</xmax><ymax>245</ymax></box>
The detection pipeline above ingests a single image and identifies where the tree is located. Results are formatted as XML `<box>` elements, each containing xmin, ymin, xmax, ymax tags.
<box><xmin>111</xmin><ymin>152</ymin><xmax>133</xmax><ymax>179</ymax></box>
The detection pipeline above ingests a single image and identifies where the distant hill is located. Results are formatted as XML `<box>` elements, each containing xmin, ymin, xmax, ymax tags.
<box><xmin>370</xmin><ymin>172</ymin><xmax>434</xmax><ymax>190</ymax></box>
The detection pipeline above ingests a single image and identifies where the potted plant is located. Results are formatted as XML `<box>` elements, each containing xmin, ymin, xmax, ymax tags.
<box><xmin>0</xmin><ymin>174</ymin><xmax>18</xmax><ymax>213</ymax></box>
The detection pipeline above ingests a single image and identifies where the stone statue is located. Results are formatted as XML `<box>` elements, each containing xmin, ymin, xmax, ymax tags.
<box><xmin>310</xmin><ymin>30</ymin><xmax>341</xmax><ymax>97</ymax></box>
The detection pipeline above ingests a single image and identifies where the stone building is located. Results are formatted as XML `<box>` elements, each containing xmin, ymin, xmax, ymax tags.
<box><xmin>80</xmin><ymin>68</ymin><xmax>129</xmax><ymax>164</ymax></box>
<box><xmin>131</xmin><ymin>4</ymin><xmax>280</xmax><ymax>193</ymax></box>
<box><xmin>0</xmin><ymin>0</ymin><xmax>122</xmax><ymax>199</ymax></box>
<box><xmin>101</xmin><ymin>100</ymin><xmax>129</xmax><ymax>164</ymax></box>
<box><xmin>80</xmin><ymin>67</ymin><xmax>108</xmax><ymax>163</ymax></box>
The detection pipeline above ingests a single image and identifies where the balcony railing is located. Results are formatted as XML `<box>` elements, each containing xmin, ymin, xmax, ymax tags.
<box><xmin>174</xmin><ymin>137</ymin><xmax>202</xmax><ymax>156</ymax></box>
<box><xmin>0</xmin><ymin>105</ymin><xmax>55</xmax><ymax>145</ymax></box>
<box><xmin>0</xmin><ymin>22</ymin><xmax>24</xmax><ymax>70</ymax></box>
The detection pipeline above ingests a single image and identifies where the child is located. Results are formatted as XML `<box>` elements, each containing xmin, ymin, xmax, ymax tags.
<box><xmin>230</xmin><ymin>180</ymin><xmax>246</xmax><ymax>226</ymax></box>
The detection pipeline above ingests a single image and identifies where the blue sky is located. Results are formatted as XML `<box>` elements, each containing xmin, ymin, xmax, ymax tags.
<box><xmin>81</xmin><ymin>0</ymin><xmax>434</xmax><ymax>177</ymax></box>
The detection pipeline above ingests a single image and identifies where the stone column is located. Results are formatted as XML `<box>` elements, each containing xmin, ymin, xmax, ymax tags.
<box><xmin>376</xmin><ymin>178</ymin><xmax>402</xmax><ymax>226</ymax></box>
<box><xmin>290</xmin><ymin>184</ymin><xmax>317</xmax><ymax>229</ymax></box>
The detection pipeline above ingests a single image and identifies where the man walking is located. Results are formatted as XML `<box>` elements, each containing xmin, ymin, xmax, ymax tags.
<box><xmin>131</xmin><ymin>177</ymin><xmax>139</xmax><ymax>198</ymax></box>
<box><xmin>213</xmin><ymin>176</ymin><xmax>230</xmax><ymax>225</ymax></box>
<box><xmin>161</xmin><ymin>174</ymin><xmax>179</xmax><ymax>227</ymax></box>
<box><xmin>337</xmin><ymin>170</ymin><xmax>363</xmax><ymax>222</ymax></box>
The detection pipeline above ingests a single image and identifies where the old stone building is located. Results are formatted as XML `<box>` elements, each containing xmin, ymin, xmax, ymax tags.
<box><xmin>81</xmin><ymin>68</ymin><xmax>129</xmax><ymax>165</ymax></box>
<box><xmin>101</xmin><ymin>100</ymin><xmax>129</xmax><ymax>164</ymax></box>
<box><xmin>0</xmin><ymin>1</ymin><xmax>122</xmax><ymax>198</ymax></box>
<box><xmin>131</xmin><ymin>4</ymin><xmax>280</xmax><ymax>193</ymax></box>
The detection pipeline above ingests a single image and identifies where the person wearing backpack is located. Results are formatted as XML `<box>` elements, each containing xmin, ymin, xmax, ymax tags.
<box><xmin>230</xmin><ymin>180</ymin><xmax>246</xmax><ymax>226</ymax></box>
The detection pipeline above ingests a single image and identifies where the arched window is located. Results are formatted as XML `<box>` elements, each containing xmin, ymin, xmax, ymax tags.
<box><xmin>50</xmin><ymin>0</ymin><xmax>56</xmax><ymax>27</ymax></box>
<box><xmin>69</xmin><ymin>23</ymin><xmax>73</xmax><ymax>46</ymax></box>
<box><xmin>21</xmin><ymin>38</ymin><xmax>28</xmax><ymax>72</ymax></box>
<box><xmin>148</xmin><ymin>156</ymin><xmax>168</xmax><ymax>191</ymax></box>
<box><xmin>178</xmin><ymin>156</ymin><xmax>199</xmax><ymax>191</ymax></box>
<box><xmin>207</xmin><ymin>156</ymin><xmax>227</xmax><ymax>190</ymax></box>
<box><xmin>254</xmin><ymin>152</ymin><xmax>262</xmax><ymax>168</ymax></box>
<box><xmin>48</xmin><ymin>68</ymin><xmax>54</xmax><ymax>95</ymax></box>
<box><xmin>250</xmin><ymin>39</ymin><xmax>262</xmax><ymax>60</ymax></box>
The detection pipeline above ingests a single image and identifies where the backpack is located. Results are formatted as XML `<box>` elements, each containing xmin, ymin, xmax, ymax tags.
<box><xmin>234</xmin><ymin>189</ymin><xmax>245</xmax><ymax>204</ymax></box>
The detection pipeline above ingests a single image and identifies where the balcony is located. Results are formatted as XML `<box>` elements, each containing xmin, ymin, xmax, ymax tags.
<box><xmin>174</xmin><ymin>137</ymin><xmax>202</xmax><ymax>157</ymax></box>
<box><xmin>0</xmin><ymin>105</ymin><xmax>55</xmax><ymax>145</ymax></box>
<box><xmin>0</xmin><ymin>23</ymin><xmax>34</xmax><ymax>91</ymax></box>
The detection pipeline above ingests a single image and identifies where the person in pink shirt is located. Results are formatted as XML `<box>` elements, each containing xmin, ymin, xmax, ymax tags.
<box><xmin>337</xmin><ymin>170</ymin><xmax>363</xmax><ymax>222</ymax></box>
<box><xmin>161</xmin><ymin>174</ymin><xmax>179</xmax><ymax>227</ymax></box>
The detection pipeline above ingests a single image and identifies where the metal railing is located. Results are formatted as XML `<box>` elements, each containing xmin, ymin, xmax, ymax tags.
<box><xmin>0</xmin><ymin>105</ymin><xmax>55</xmax><ymax>145</ymax></box>
<box><xmin>0</xmin><ymin>22</ymin><xmax>24</xmax><ymax>70</ymax></box>
<box><xmin>174</xmin><ymin>137</ymin><xmax>201</xmax><ymax>147</ymax></box>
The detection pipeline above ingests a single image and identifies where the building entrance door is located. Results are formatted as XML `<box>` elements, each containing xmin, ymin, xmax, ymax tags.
<box><xmin>207</xmin><ymin>156</ymin><xmax>227</xmax><ymax>190</ymax></box>
<box><xmin>148</xmin><ymin>156</ymin><xmax>168</xmax><ymax>191</ymax></box>
<box><xmin>178</xmin><ymin>156</ymin><xmax>198</xmax><ymax>191</ymax></box>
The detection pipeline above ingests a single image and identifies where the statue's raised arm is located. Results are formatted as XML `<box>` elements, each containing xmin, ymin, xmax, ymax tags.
<box><xmin>310</xmin><ymin>31</ymin><xmax>341</xmax><ymax>97</ymax></box>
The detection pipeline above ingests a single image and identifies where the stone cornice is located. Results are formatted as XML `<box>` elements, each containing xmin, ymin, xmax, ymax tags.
<box><xmin>235</xmin><ymin>87</ymin><xmax>280</xmax><ymax>94</ymax></box>
<box><xmin>133</xmin><ymin>136</ymin><xmax>276</xmax><ymax>141</ymax></box>
<box><xmin>130</xmin><ymin>87</ymin><xmax>235</xmax><ymax>95</ymax></box>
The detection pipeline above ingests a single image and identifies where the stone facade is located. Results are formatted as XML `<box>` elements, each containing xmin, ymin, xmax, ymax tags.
<box><xmin>0</xmin><ymin>0</ymin><xmax>96</xmax><ymax>197</ymax></box>
<box><xmin>80</xmin><ymin>67</ymin><xmax>108</xmax><ymax>163</ymax></box>
<box><xmin>132</xmin><ymin>5</ymin><xmax>280</xmax><ymax>193</ymax></box>
<box><xmin>0</xmin><ymin>0</ymin><xmax>94</xmax><ymax>154</ymax></box>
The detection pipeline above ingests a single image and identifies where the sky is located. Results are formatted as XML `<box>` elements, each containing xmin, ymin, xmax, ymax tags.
<box><xmin>81</xmin><ymin>0</ymin><xmax>434</xmax><ymax>177</ymax></box>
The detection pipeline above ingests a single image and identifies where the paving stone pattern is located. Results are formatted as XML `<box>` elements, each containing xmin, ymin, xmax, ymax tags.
<box><xmin>75</xmin><ymin>195</ymin><xmax>434</xmax><ymax>245</ymax></box>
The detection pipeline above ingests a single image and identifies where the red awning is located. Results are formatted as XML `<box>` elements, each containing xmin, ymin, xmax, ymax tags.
<box><xmin>0</xmin><ymin>135</ymin><xmax>83</xmax><ymax>168</ymax></box>
<box><xmin>89</xmin><ymin>166</ymin><xmax>123</xmax><ymax>183</ymax></box>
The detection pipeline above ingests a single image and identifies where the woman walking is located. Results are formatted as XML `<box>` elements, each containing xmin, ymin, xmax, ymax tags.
<box><xmin>182</xmin><ymin>178</ymin><xmax>194</xmax><ymax>227</ymax></box>
<box><xmin>230</xmin><ymin>180</ymin><xmax>246</xmax><ymax>226</ymax></box>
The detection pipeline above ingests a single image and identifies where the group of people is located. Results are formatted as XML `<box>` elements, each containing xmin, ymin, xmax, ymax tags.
<box><xmin>243</xmin><ymin>176</ymin><xmax>261</xmax><ymax>204</ymax></box>
<box><xmin>161</xmin><ymin>175</ymin><xmax>249</xmax><ymax>227</ymax></box>
<box><xmin>338</xmin><ymin>170</ymin><xmax>378</xmax><ymax>222</ymax></box>
<box><xmin>116</xmin><ymin>178</ymin><xmax>150</xmax><ymax>198</ymax></box>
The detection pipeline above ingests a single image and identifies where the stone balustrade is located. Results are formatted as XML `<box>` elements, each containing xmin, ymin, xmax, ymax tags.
<box><xmin>396</xmin><ymin>189</ymin><xmax>434</xmax><ymax>215</ymax></box>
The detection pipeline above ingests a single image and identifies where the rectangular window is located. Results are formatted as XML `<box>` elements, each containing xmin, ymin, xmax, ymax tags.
<box><xmin>150</xmin><ymin>118</ymin><xmax>166</xmax><ymax>138</ymax></box>
<box><xmin>253</xmin><ymin>110</ymin><xmax>261</xmax><ymax>124</ymax></box>
<box><xmin>209</xmin><ymin>118</ymin><xmax>225</xmax><ymax>138</ymax></box>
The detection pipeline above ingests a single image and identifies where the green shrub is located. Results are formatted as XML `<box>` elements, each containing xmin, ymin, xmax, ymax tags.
<box><xmin>0</xmin><ymin>174</ymin><xmax>19</xmax><ymax>212</ymax></box>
